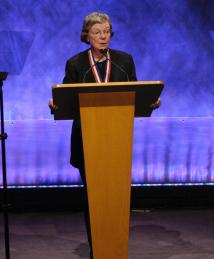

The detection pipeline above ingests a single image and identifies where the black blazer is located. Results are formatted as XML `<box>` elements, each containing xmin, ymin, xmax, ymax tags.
<box><xmin>63</xmin><ymin>48</ymin><xmax>137</xmax><ymax>84</ymax></box>
<box><xmin>63</xmin><ymin>48</ymin><xmax>137</xmax><ymax>168</ymax></box>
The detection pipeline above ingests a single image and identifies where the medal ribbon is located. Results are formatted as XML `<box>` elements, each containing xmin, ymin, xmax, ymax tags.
<box><xmin>88</xmin><ymin>49</ymin><xmax>111</xmax><ymax>83</ymax></box>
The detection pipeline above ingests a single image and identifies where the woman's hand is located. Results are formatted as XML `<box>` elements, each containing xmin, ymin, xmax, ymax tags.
<box><xmin>48</xmin><ymin>98</ymin><xmax>58</xmax><ymax>113</ymax></box>
<box><xmin>150</xmin><ymin>98</ymin><xmax>161</xmax><ymax>109</ymax></box>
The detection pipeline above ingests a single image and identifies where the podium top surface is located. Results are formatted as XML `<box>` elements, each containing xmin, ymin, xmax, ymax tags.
<box><xmin>52</xmin><ymin>81</ymin><xmax>164</xmax><ymax>120</ymax></box>
<box><xmin>52</xmin><ymin>80</ymin><xmax>163</xmax><ymax>89</ymax></box>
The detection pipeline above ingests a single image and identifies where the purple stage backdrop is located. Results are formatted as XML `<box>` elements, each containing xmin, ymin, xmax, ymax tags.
<box><xmin>0</xmin><ymin>0</ymin><xmax>214</xmax><ymax>187</ymax></box>
<box><xmin>0</xmin><ymin>118</ymin><xmax>213</xmax><ymax>187</ymax></box>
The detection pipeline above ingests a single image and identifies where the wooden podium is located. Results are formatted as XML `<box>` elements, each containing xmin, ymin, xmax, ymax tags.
<box><xmin>52</xmin><ymin>81</ymin><xmax>164</xmax><ymax>259</ymax></box>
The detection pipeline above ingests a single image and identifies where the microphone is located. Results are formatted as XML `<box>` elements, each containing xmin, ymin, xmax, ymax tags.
<box><xmin>99</xmin><ymin>48</ymin><xmax>108</xmax><ymax>55</ymax></box>
<box><xmin>99</xmin><ymin>49</ymin><xmax>130</xmax><ymax>81</ymax></box>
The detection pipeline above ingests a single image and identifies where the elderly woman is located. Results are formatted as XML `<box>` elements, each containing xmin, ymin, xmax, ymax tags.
<box><xmin>63</xmin><ymin>12</ymin><xmax>137</xmax><ymax>86</ymax></box>
<box><xmin>62</xmin><ymin>12</ymin><xmax>139</xmax><ymax>258</ymax></box>
<box><xmin>50</xmin><ymin>12</ymin><xmax>160</xmax><ymax>259</ymax></box>
<box><xmin>63</xmin><ymin>12</ymin><xmax>138</xmax><ymax>170</ymax></box>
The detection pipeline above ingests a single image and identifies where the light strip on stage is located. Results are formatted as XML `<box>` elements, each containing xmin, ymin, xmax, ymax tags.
<box><xmin>1</xmin><ymin>182</ymin><xmax>214</xmax><ymax>189</ymax></box>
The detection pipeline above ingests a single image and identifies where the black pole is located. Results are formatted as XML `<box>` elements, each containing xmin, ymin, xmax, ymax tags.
<box><xmin>0</xmin><ymin>72</ymin><xmax>10</xmax><ymax>259</ymax></box>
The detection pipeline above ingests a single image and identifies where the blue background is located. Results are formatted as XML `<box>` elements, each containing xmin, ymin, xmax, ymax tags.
<box><xmin>0</xmin><ymin>0</ymin><xmax>214</xmax><ymax>186</ymax></box>
<box><xmin>1</xmin><ymin>0</ymin><xmax>214</xmax><ymax>119</ymax></box>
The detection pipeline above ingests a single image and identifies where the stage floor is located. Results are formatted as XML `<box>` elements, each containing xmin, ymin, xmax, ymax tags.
<box><xmin>1</xmin><ymin>209</ymin><xmax>214</xmax><ymax>258</ymax></box>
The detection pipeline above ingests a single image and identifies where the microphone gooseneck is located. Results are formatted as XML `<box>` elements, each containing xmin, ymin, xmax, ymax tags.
<box><xmin>83</xmin><ymin>49</ymin><xmax>130</xmax><ymax>82</ymax></box>
<box><xmin>82</xmin><ymin>55</ymin><xmax>103</xmax><ymax>83</ymax></box>
<box><xmin>99</xmin><ymin>49</ymin><xmax>130</xmax><ymax>81</ymax></box>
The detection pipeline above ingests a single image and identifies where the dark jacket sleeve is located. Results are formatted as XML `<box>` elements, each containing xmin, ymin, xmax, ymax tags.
<box><xmin>128</xmin><ymin>55</ymin><xmax>137</xmax><ymax>81</ymax></box>
<box><xmin>62</xmin><ymin>57</ymin><xmax>85</xmax><ymax>168</ymax></box>
<box><xmin>63</xmin><ymin>60</ymin><xmax>78</xmax><ymax>84</ymax></box>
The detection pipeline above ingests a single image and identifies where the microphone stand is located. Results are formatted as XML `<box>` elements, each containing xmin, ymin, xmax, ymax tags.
<box><xmin>0</xmin><ymin>72</ymin><xmax>10</xmax><ymax>259</ymax></box>
<box><xmin>99</xmin><ymin>49</ymin><xmax>130</xmax><ymax>81</ymax></box>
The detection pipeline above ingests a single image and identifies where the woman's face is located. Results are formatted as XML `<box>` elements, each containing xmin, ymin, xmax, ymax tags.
<box><xmin>87</xmin><ymin>22</ymin><xmax>111</xmax><ymax>52</ymax></box>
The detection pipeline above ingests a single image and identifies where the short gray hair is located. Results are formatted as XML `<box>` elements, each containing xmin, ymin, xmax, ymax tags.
<box><xmin>80</xmin><ymin>12</ymin><xmax>114</xmax><ymax>44</ymax></box>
